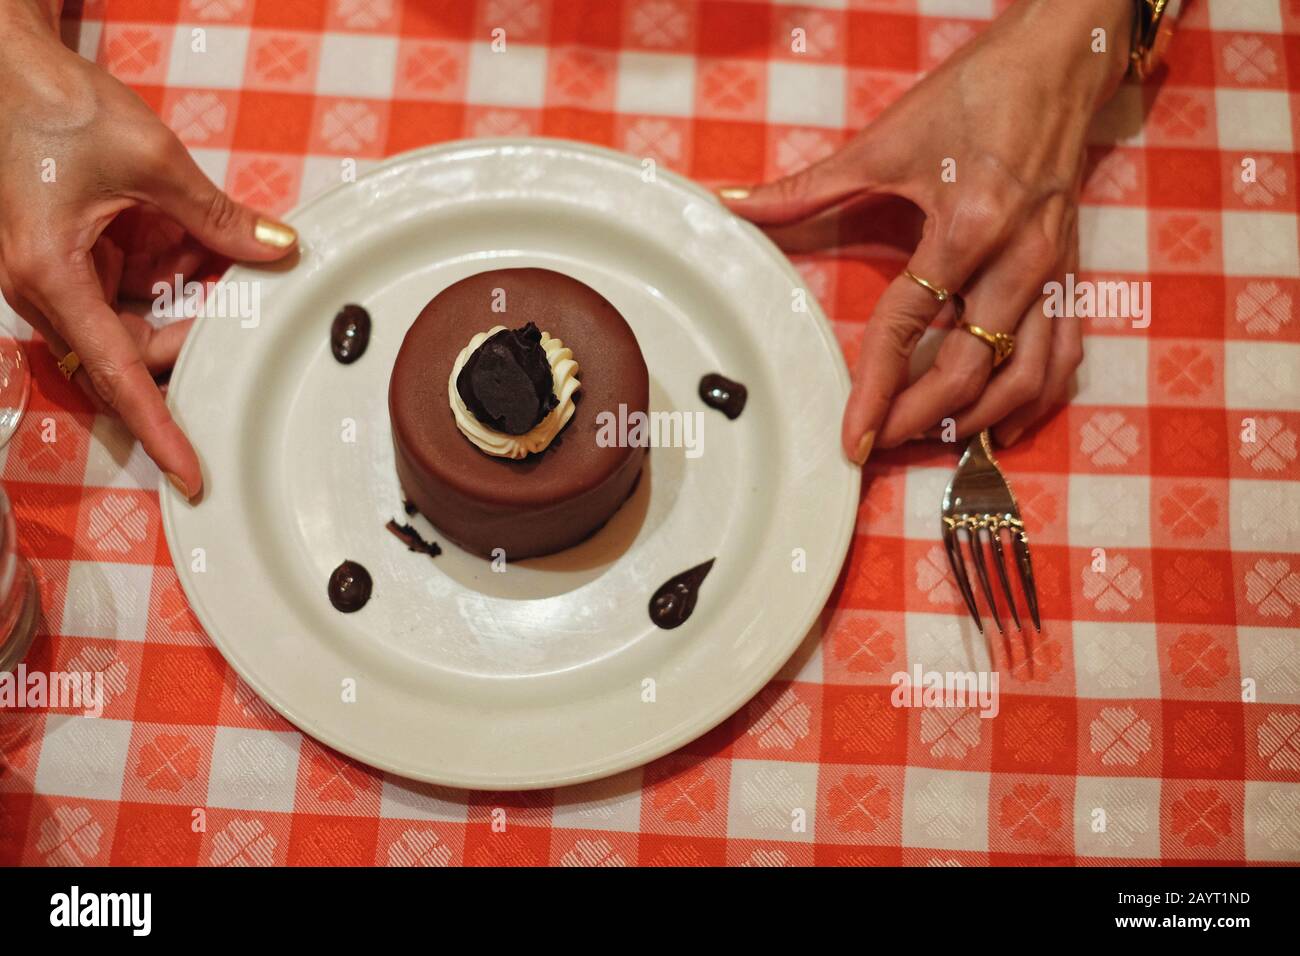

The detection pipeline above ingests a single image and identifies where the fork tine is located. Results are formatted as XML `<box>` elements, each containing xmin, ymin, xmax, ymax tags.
<box><xmin>1010</xmin><ymin>525</ymin><xmax>1042</xmax><ymax>632</ymax></box>
<box><xmin>987</xmin><ymin>523</ymin><xmax>1023</xmax><ymax>631</ymax></box>
<box><xmin>966</xmin><ymin>520</ymin><xmax>1004</xmax><ymax>635</ymax></box>
<box><xmin>942</xmin><ymin>519</ymin><xmax>983</xmax><ymax>634</ymax></box>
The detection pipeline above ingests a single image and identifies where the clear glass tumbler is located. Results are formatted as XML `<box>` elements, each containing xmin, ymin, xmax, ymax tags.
<box><xmin>0</xmin><ymin>309</ymin><xmax>37</xmax><ymax>673</ymax></box>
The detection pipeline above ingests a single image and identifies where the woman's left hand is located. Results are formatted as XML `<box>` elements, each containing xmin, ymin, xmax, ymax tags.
<box><xmin>721</xmin><ymin>0</ymin><xmax>1134</xmax><ymax>463</ymax></box>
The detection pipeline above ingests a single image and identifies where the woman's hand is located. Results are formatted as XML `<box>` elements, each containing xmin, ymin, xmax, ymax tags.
<box><xmin>0</xmin><ymin>0</ymin><xmax>297</xmax><ymax>497</ymax></box>
<box><xmin>722</xmin><ymin>0</ymin><xmax>1134</xmax><ymax>463</ymax></box>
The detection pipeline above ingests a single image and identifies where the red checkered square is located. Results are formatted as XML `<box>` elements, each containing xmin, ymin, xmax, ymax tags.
<box><xmin>463</xmin><ymin>822</ymin><xmax>551</xmax><ymax>865</ymax></box>
<box><xmin>121</xmin><ymin>722</ymin><xmax>214</xmax><ymax>806</ymax></box>
<box><xmin>989</xmin><ymin>773</ymin><xmax>1074</xmax><ymax>856</ymax></box>
<box><xmin>820</xmin><ymin>684</ymin><xmax>907</xmax><ymax>764</ymax></box>
<box><xmin>991</xmin><ymin>695</ymin><xmax>1077</xmax><ymax>776</ymax></box>
<box><xmin>286</xmin><ymin>813</ymin><xmax>380</xmax><ymax>865</ymax></box>
<box><xmin>133</xmin><ymin>645</ymin><xmax>226</xmax><ymax>725</ymax></box>
<box><xmin>243</xmin><ymin>30</ymin><xmax>323</xmax><ymax>93</ymax></box>
<box><xmin>110</xmin><ymin>801</ymin><xmax>202</xmax><ymax>864</ymax></box>
<box><xmin>816</xmin><ymin>763</ymin><xmax>904</xmax><ymax>846</ymax></box>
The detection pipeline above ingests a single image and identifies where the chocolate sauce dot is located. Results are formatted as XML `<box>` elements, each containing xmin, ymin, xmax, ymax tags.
<box><xmin>331</xmin><ymin>304</ymin><xmax>371</xmax><ymax>364</ymax></box>
<box><xmin>699</xmin><ymin>373</ymin><xmax>747</xmax><ymax>420</ymax></box>
<box><xmin>328</xmin><ymin>560</ymin><xmax>372</xmax><ymax>612</ymax></box>
<box><xmin>649</xmin><ymin>559</ymin><xmax>715</xmax><ymax>629</ymax></box>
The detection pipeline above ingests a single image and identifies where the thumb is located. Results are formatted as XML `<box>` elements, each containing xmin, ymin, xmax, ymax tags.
<box><xmin>717</xmin><ymin>135</ymin><xmax>886</xmax><ymax>226</ymax></box>
<box><xmin>144</xmin><ymin>145</ymin><xmax>298</xmax><ymax>262</ymax></box>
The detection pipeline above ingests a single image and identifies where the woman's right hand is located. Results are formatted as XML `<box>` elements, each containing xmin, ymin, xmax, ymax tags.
<box><xmin>0</xmin><ymin>0</ymin><xmax>298</xmax><ymax>497</ymax></box>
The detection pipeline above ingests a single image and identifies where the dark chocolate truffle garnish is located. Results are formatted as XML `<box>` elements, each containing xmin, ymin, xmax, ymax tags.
<box><xmin>699</xmin><ymin>373</ymin><xmax>747</xmax><ymax>420</ymax></box>
<box><xmin>649</xmin><ymin>559</ymin><xmax>715</xmax><ymax>629</ymax></box>
<box><xmin>456</xmin><ymin>322</ymin><xmax>556</xmax><ymax>435</ymax></box>
<box><xmin>386</xmin><ymin>518</ymin><xmax>442</xmax><ymax>558</ymax></box>
<box><xmin>328</xmin><ymin>560</ymin><xmax>372</xmax><ymax>612</ymax></box>
<box><xmin>331</xmin><ymin>304</ymin><xmax>371</xmax><ymax>364</ymax></box>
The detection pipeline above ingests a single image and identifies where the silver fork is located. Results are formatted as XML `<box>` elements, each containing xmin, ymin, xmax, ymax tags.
<box><xmin>940</xmin><ymin>430</ymin><xmax>1040</xmax><ymax>636</ymax></box>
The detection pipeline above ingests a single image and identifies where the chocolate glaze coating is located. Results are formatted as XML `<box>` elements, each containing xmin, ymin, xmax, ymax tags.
<box><xmin>390</xmin><ymin>268</ymin><xmax>649</xmax><ymax>559</ymax></box>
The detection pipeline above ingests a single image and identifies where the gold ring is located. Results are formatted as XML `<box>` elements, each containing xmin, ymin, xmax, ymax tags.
<box><xmin>957</xmin><ymin>319</ymin><xmax>1015</xmax><ymax>367</ymax></box>
<box><xmin>57</xmin><ymin>350</ymin><xmax>80</xmax><ymax>381</ymax></box>
<box><xmin>903</xmin><ymin>269</ymin><xmax>965</xmax><ymax>320</ymax></box>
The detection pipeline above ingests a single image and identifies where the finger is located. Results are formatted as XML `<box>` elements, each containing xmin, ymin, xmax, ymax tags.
<box><xmin>874</xmin><ymin>229</ymin><xmax>1058</xmax><ymax>448</ymax></box>
<box><xmin>718</xmin><ymin>129</ymin><xmax>909</xmax><ymax>226</ymax></box>
<box><xmin>841</xmin><ymin>226</ymin><xmax>992</xmax><ymax>464</ymax></box>
<box><xmin>120</xmin><ymin>237</ymin><xmax>208</xmax><ymax>301</ymax></box>
<box><xmin>32</xmin><ymin>261</ymin><xmax>202</xmax><ymax>497</ymax></box>
<box><xmin>947</xmin><ymin>308</ymin><xmax>1051</xmax><ymax>439</ymax></box>
<box><xmin>91</xmin><ymin>235</ymin><xmax>126</xmax><ymax>304</ymax></box>
<box><xmin>994</xmin><ymin>231</ymin><xmax>1084</xmax><ymax>447</ymax></box>
<box><xmin>116</xmin><ymin>312</ymin><xmax>194</xmax><ymax>375</ymax></box>
<box><xmin>131</xmin><ymin>133</ymin><xmax>297</xmax><ymax>262</ymax></box>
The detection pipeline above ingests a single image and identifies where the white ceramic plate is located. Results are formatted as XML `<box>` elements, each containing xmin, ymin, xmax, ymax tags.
<box><xmin>161</xmin><ymin>139</ymin><xmax>859</xmax><ymax>790</ymax></box>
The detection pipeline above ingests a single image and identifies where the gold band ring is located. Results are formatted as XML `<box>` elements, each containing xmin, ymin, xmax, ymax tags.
<box><xmin>956</xmin><ymin>319</ymin><xmax>1015</xmax><ymax>367</ymax></box>
<box><xmin>902</xmin><ymin>269</ymin><xmax>965</xmax><ymax>321</ymax></box>
<box><xmin>57</xmin><ymin>350</ymin><xmax>80</xmax><ymax>381</ymax></box>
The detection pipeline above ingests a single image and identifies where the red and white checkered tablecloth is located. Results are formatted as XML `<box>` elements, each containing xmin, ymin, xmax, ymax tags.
<box><xmin>1</xmin><ymin>0</ymin><xmax>1299</xmax><ymax>867</ymax></box>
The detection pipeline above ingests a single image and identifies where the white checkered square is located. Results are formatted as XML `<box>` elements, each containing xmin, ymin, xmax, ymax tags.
<box><xmin>1228</xmin><ymin>479</ymin><xmax>1300</xmax><ymax>552</ymax></box>
<box><xmin>1221</xmin><ymin>211</ymin><xmax>1300</xmax><ymax>278</ymax></box>
<box><xmin>1225</xmin><ymin>342</ymin><xmax>1300</xmax><ymax>412</ymax></box>
<box><xmin>1215</xmin><ymin>89</ymin><xmax>1294</xmax><ymax>152</ymax></box>
<box><xmin>206</xmin><ymin>727</ymin><xmax>301</xmax><ymax>813</ymax></box>
<box><xmin>1237</xmin><ymin>627</ymin><xmax>1300</xmax><ymax>704</ymax></box>
<box><xmin>903</xmin><ymin>467</ymin><xmax>954</xmax><ymax>541</ymax></box>
<box><xmin>919</xmin><ymin>0</ymin><xmax>993</xmax><ymax>16</ymax></box>
<box><xmin>62</xmin><ymin>562</ymin><xmax>154</xmax><ymax>643</ymax></box>
<box><xmin>616</xmin><ymin>52</ymin><xmax>695</xmax><ymax>116</ymax></box>
<box><xmin>379</xmin><ymin>776</ymin><xmax>472</xmax><ymax>823</ymax></box>
<box><xmin>34</xmin><ymin>715</ymin><xmax>131</xmax><ymax>801</ymax></box>
<box><xmin>1069</xmin><ymin>474</ymin><xmax>1151</xmax><ymax>548</ymax></box>
<box><xmin>726</xmin><ymin>760</ymin><xmax>818</xmax><ymax>843</ymax></box>
<box><xmin>905</xmin><ymin>612</ymin><xmax>993</xmax><ymax>674</ymax></box>
<box><xmin>1206</xmin><ymin>0</ymin><xmax>1283</xmax><ymax>33</ymax></box>
<box><xmin>1073</xmin><ymin>621</ymin><xmax>1161</xmax><ymax>699</ymax></box>
<box><xmin>1244</xmin><ymin>781</ymin><xmax>1300</xmax><ymax>862</ymax></box>
<box><xmin>1074</xmin><ymin>335</ymin><xmax>1148</xmax><ymax>407</ymax></box>
<box><xmin>316</xmin><ymin>33</ymin><xmax>398</xmax><ymax>98</ymax></box>
<box><xmin>1074</xmin><ymin>775</ymin><xmax>1161</xmax><ymax>859</ymax></box>
<box><xmin>900</xmin><ymin>766</ymin><xmax>990</xmax><ymax>852</ymax></box>
<box><xmin>82</xmin><ymin>417</ymin><xmax>157</xmax><ymax>491</ymax></box>
<box><xmin>167</xmin><ymin>25</ymin><xmax>250</xmax><ymax>90</ymax></box>
<box><xmin>550</xmin><ymin>769</ymin><xmax>644</xmax><ymax>832</ymax></box>
<box><xmin>767</xmin><ymin>61</ymin><xmax>845</xmax><ymax>128</ymax></box>
<box><xmin>465</xmin><ymin>41</ymin><xmax>548</xmax><ymax>107</ymax></box>
<box><xmin>1079</xmin><ymin>206</ymin><xmax>1148</xmax><ymax>273</ymax></box>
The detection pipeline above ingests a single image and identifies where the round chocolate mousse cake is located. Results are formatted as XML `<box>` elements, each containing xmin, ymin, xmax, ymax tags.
<box><xmin>390</xmin><ymin>268</ymin><xmax>649</xmax><ymax>559</ymax></box>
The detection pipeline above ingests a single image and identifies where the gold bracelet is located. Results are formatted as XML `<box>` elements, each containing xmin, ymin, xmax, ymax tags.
<box><xmin>1129</xmin><ymin>0</ymin><xmax>1182</xmax><ymax>81</ymax></box>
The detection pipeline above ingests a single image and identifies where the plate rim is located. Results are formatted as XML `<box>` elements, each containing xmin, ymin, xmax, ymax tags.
<box><xmin>161</xmin><ymin>136</ymin><xmax>860</xmax><ymax>790</ymax></box>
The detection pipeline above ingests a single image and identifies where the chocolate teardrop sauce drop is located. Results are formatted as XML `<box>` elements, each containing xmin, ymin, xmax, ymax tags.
<box><xmin>331</xmin><ymin>304</ymin><xmax>371</xmax><ymax>364</ymax></box>
<box><xmin>649</xmin><ymin>559</ymin><xmax>715</xmax><ymax>629</ymax></box>
<box><xmin>699</xmin><ymin>373</ymin><xmax>747</xmax><ymax>419</ymax></box>
<box><xmin>328</xmin><ymin>560</ymin><xmax>372</xmax><ymax>612</ymax></box>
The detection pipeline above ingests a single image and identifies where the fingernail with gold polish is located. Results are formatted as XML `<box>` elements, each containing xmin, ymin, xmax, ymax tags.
<box><xmin>716</xmin><ymin>186</ymin><xmax>751</xmax><ymax>201</ymax></box>
<box><xmin>165</xmin><ymin>472</ymin><xmax>192</xmax><ymax>499</ymax></box>
<box><xmin>851</xmin><ymin>430</ymin><xmax>875</xmax><ymax>466</ymax></box>
<box><xmin>254</xmin><ymin>217</ymin><xmax>297</xmax><ymax>249</ymax></box>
